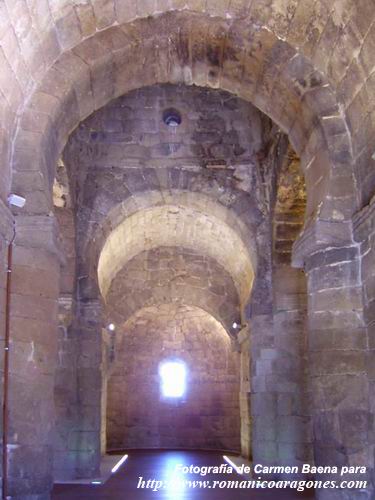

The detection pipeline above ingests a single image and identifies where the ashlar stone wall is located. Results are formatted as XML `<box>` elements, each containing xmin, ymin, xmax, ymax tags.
<box><xmin>106</xmin><ymin>246</ymin><xmax>241</xmax><ymax>332</ymax></box>
<box><xmin>71</xmin><ymin>84</ymin><xmax>263</xmax><ymax>171</ymax></box>
<box><xmin>1</xmin><ymin>2</ymin><xmax>375</xmax><ymax>498</ymax></box>
<box><xmin>106</xmin><ymin>304</ymin><xmax>241</xmax><ymax>452</ymax></box>
<box><xmin>59</xmin><ymin>83</ymin><xmax>269</xmax><ymax>481</ymax></box>
<box><xmin>272</xmin><ymin>151</ymin><xmax>311</xmax><ymax>469</ymax></box>
<box><xmin>56</xmin><ymin>82</ymin><xmax>322</xmax><ymax>488</ymax></box>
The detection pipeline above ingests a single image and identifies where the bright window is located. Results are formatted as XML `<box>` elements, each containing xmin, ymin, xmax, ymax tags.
<box><xmin>159</xmin><ymin>360</ymin><xmax>187</xmax><ymax>399</ymax></box>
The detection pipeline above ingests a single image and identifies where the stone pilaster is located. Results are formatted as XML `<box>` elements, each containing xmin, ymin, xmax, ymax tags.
<box><xmin>249</xmin><ymin>250</ymin><xmax>311</xmax><ymax>478</ymax></box>
<box><xmin>237</xmin><ymin>326</ymin><xmax>251</xmax><ymax>459</ymax></box>
<box><xmin>53</xmin><ymin>295</ymin><xmax>79</xmax><ymax>481</ymax></box>
<box><xmin>75</xmin><ymin>299</ymin><xmax>103</xmax><ymax>479</ymax></box>
<box><xmin>249</xmin><ymin>312</ymin><xmax>281</xmax><ymax>469</ymax></box>
<box><xmin>293</xmin><ymin>217</ymin><xmax>373</xmax><ymax>499</ymax></box>
<box><xmin>8</xmin><ymin>215</ymin><xmax>62</xmax><ymax>499</ymax></box>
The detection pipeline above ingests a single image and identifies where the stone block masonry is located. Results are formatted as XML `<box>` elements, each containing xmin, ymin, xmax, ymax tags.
<box><xmin>106</xmin><ymin>304</ymin><xmax>241</xmax><ymax>452</ymax></box>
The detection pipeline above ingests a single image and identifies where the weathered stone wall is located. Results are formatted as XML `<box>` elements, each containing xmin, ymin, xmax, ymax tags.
<box><xmin>352</xmin><ymin>201</ymin><xmax>375</xmax><ymax>493</ymax></box>
<box><xmin>64</xmin><ymin>84</ymin><xmax>268</xmax><ymax>313</ymax></box>
<box><xmin>65</xmin><ymin>84</ymin><xmax>267</xmax><ymax>305</ymax></box>
<box><xmin>64</xmin><ymin>84</ymin><xmax>266</xmax><ymax>230</ymax></box>
<box><xmin>53</xmin><ymin>83</ymin><xmax>270</xmax><ymax>483</ymax></box>
<box><xmin>97</xmin><ymin>203</ymin><xmax>254</xmax><ymax>306</ymax></box>
<box><xmin>247</xmin><ymin>140</ymin><xmax>313</xmax><ymax>475</ymax></box>
<box><xmin>106</xmin><ymin>246</ymin><xmax>240</xmax><ymax>332</ymax></box>
<box><xmin>304</xmin><ymin>245</ymin><xmax>369</xmax><ymax>499</ymax></box>
<box><xmin>53</xmin><ymin>298</ymin><xmax>79</xmax><ymax>482</ymax></box>
<box><xmin>55</xmin><ymin>209</ymin><xmax>75</xmax><ymax>297</ymax></box>
<box><xmin>106</xmin><ymin>304</ymin><xmax>240</xmax><ymax>452</ymax></box>
<box><xmin>1</xmin><ymin>4</ymin><xmax>375</xmax><ymax>499</ymax></box>
<box><xmin>292</xmin><ymin>213</ymin><xmax>372</xmax><ymax>497</ymax></box>
<box><xmin>61</xmin><ymin>84</ymin><xmax>266</xmax><ymax>476</ymax></box>
<box><xmin>70</xmin><ymin>84</ymin><xmax>263</xmax><ymax>170</ymax></box>
<box><xmin>74</xmin><ymin>300</ymin><xmax>103</xmax><ymax>479</ymax></box>
<box><xmin>17</xmin><ymin>77</ymin><xmax>369</xmax><ymax>498</ymax></box>
<box><xmin>61</xmin><ymin>84</ymin><xmax>316</xmax><ymax>479</ymax></box>
<box><xmin>8</xmin><ymin>216</ymin><xmax>60</xmax><ymax>497</ymax></box>
<box><xmin>6</xmin><ymin>3</ymin><xmax>368</xmax><ymax>226</ymax></box>
<box><xmin>53</xmin><ymin>206</ymin><xmax>79</xmax><ymax>481</ymax></box>
<box><xmin>272</xmin><ymin>152</ymin><xmax>311</xmax><ymax>471</ymax></box>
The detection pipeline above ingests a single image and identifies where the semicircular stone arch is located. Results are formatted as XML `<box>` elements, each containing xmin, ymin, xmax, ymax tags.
<box><xmin>80</xmin><ymin>187</ymin><xmax>259</xmax><ymax>311</ymax></box>
<box><xmin>10</xmin><ymin>9</ymin><xmax>359</xmax><ymax>225</ymax></box>
<box><xmin>105</xmin><ymin>246</ymin><xmax>242</xmax><ymax>333</ymax></box>
<box><xmin>98</xmin><ymin>203</ymin><xmax>254</xmax><ymax>306</ymax></box>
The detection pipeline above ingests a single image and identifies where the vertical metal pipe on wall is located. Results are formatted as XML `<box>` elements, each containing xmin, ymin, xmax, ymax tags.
<box><xmin>2</xmin><ymin>228</ymin><xmax>14</xmax><ymax>500</ymax></box>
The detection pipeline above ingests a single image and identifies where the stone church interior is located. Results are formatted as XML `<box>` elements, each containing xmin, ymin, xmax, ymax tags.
<box><xmin>0</xmin><ymin>1</ymin><xmax>374</xmax><ymax>499</ymax></box>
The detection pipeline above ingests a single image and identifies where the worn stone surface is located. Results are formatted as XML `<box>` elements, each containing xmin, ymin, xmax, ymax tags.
<box><xmin>3</xmin><ymin>5</ymin><xmax>365</xmax><ymax>223</ymax></box>
<box><xmin>63</xmin><ymin>85</ymin><xmax>271</xmax><ymax>312</ymax></box>
<box><xmin>0</xmin><ymin>4</ymin><xmax>374</xmax><ymax>498</ymax></box>
<box><xmin>7</xmin><ymin>216</ymin><xmax>60</xmax><ymax>498</ymax></box>
<box><xmin>60</xmin><ymin>84</ymin><xmax>273</xmax><ymax>480</ymax></box>
<box><xmin>106</xmin><ymin>304</ymin><xmax>240</xmax><ymax>451</ymax></box>
<box><xmin>106</xmin><ymin>246</ymin><xmax>241</xmax><ymax>332</ymax></box>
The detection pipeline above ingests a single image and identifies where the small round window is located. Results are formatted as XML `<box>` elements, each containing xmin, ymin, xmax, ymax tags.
<box><xmin>162</xmin><ymin>108</ymin><xmax>182</xmax><ymax>127</ymax></box>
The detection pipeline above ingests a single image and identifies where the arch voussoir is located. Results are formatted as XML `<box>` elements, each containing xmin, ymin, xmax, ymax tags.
<box><xmin>8</xmin><ymin>10</ymin><xmax>355</xmax><ymax>225</ymax></box>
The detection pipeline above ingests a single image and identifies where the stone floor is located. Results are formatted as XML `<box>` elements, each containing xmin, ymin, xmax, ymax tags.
<box><xmin>52</xmin><ymin>451</ymin><xmax>314</xmax><ymax>499</ymax></box>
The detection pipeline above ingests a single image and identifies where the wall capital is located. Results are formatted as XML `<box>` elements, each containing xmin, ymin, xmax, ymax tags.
<box><xmin>79</xmin><ymin>298</ymin><xmax>103</xmax><ymax>326</ymax></box>
<box><xmin>292</xmin><ymin>216</ymin><xmax>353</xmax><ymax>268</ymax></box>
<box><xmin>237</xmin><ymin>324</ymin><xmax>250</xmax><ymax>345</ymax></box>
<box><xmin>58</xmin><ymin>294</ymin><xmax>76</xmax><ymax>328</ymax></box>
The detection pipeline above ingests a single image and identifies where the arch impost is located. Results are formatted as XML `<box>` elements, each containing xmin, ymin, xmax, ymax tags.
<box><xmin>291</xmin><ymin>216</ymin><xmax>353</xmax><ymax>268</ymax></box>
<box><xmin>237</xmin><ymin>324</ymin><xmax>250</xmax><ymax>345</ymax></box>
<box><xmin>58</xmin><ymin>294</ymin><xmax>76</xmax><ymax>328</ymax></box>
<box><xmin>79</xmin><ymin>298</ymin><xmax>103</xmax><ymax>323</ymax></box>
<box><xmin>14</xmin><ymin>214</ymin><xmax>65</xmax><ymax>264</ymax></box>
